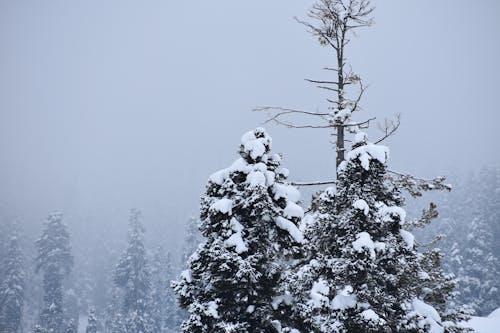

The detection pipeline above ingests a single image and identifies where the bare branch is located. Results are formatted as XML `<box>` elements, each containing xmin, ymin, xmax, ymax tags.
<box><xmin>253</xmin><ymin>106</ymin><xmax>330</xmax><ymax>117</ymax></box>
<box><xmin>265</xmin><ymin>117</ymin><xmax>333</xmax><ymax>129</ymax></box>
<box><xmin>340</xmin><ymin>117</ymin><xmax>375</xmax><ymax>127</ymax></box>
<box><xmin>291</xmin><ymin>180</ymin><xmax>337</xmax><ymax>186</ymax></box>
<box><xmin>374</xmin><ymin>113</ymin><xmax>401</xmax><ymax>144</ymax></box>
<box><xmin>305</xmin><ymin>78</ymin><xmax>341</xmax><ymax>85</ymax></box>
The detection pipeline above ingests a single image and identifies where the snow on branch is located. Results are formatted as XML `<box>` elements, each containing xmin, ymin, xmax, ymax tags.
<box><xmin>387</xmin><ymin>170</ymin><xmax>451</xmax><ymax>197</ymax></box>
<box><xmin>404</xmin><ymin>202</ymin><xmax>439</xmax><ymax>231</ymax></box>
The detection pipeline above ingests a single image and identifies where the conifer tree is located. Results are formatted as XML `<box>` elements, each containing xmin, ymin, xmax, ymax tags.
<box><xmin>458</xmin><ymin>216</ymin><xmax>500</xmax><ymax>316</ymax></box>
<box><xmin>286</xmin><ymin>134</ymin><xmax>470</xmax><ymax>332</ymax></box>
<box><xmin>172</xmin><ymin>128</ymin><xmax>304</xmax><ymax>332</ymax></box>
<box><xmin>104</xmin><ymin>284</ymin><xmax>124</xmax><ymax>333</ymax></box>
<box><xmin>0</xmin><ymin>226</ymin><xmax>25</xmax><ymax>333</ymax></box>
<box><xmin>113</xmin><ymin>209</ymin><xmax>152</xmax><ymax>333</ymax></box>
<box><xmin>150</xmin><ymin>246</ymin><xmax>179</xmax><ymax>332</ymax></box>
<box><xmin>35</xmin><ymin>212</ymin><xmax>73</xmax><ymax>333</ymax></box>
<box><xmin>181</xmin><ymin>217</ymin><xmax>202</xmax><ymax>269</ymax></box>
<box><xmin>65</xmin><ymin>319</ymin><xmax>76</xmax><ymax>333</ymax></box>
<box><xmin>86</xmin><ymin>307</ymin><xmax>98</xmax><ymax>333</ymax></box>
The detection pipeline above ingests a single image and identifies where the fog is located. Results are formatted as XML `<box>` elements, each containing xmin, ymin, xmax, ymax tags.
<box><xmin>1</xmin><ymin>0</ymin><xmax>499</xmax><ymax>250</ymax></box>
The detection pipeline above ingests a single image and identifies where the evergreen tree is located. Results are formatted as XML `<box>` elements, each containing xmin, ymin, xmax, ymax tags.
<box><xmin>458</xmin><ymin>216</ymin><xmax>500</xmax><ymax>315</ymax></box>
<box><xmin>64</xmin><ymin>319</ymin><xmax>76</xmax><ymax>333</ymax></box>
<box><xmin>103</xmin><ymin>284</ymin><xmax>124</xmax><ymax>333</ymax></box>
<box><xmin>418</xmin><ymin>248</ymin><xmax>472</xmax><ymax>330</ymax></box>
<box><xmin>181</xmin><ymin>216</ymin><xmax>202</xmax><ymax>270</ymax></box>
<box><xmin>85</xmin><ymin>307</ymin><xmax>98</xmax><ymax>333</ymax></box>
<box><xmin>150</xmin><ymin>247</ymin><xmax>179</xmax><ymax>333</ymax></box>
<box><xmin>113</xmin><ymin>209</ymin><xmax>152</xmax><ymax>333</ymax></box>
<box><xmin>64</xmin><ymin>289</ymin><xmax>79</xmax><ymax>333</ymax></box>
<box><xmin>286</xmin><ymin>133</ymin><xmax>470</xmax><ymax>332</ymax></box>
<box><xmin>0</xmin><ymin>226</ymin><xmax>25</xmax><ymax>333</ymax></box>
<box><xmin>414</xmin><ymin>167</ymin><xmax>500</xmax><ymax>315</ymax></box>
<box><xmin>35</xmin><ymin>212</ymin><xmax>73</xmax><ymax>333</ymax></box>
<box><xmin>172</xmin><ymin>128</ymin><xmax>304</xmax><ymax>332</ymax></box>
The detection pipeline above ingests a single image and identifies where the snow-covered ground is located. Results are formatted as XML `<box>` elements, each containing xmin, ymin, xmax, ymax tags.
<box><xmin>468</xmin><ymin>308</ymin><xmax>500</xmax><ymax>333</ymax></box>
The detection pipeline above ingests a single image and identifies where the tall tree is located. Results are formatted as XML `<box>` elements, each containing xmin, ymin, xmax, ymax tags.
<box><xmin>172</xmin><ymin>128</ymin><xmax>304</xmax><ymax>332</ymax></box>
<box><xmin>35</xmin><ymin>212</ymin><xmax>73</xmax><ymax>333</ymax></box>
<box><xmin>150</xmin><ymin>246</ymin><xmax>179</xmax><ymax>333</ymax></box>
<box><xmin>85</xmin><ymin>307</ymin><xmax>98</xmax><ymax>333</ymax></box>
<box><xmin>255</xmin><ymin>0</ymin><xmax>396</xmax><ymax>175</ymax></box>
<box><xmin>0</xmin><ymin>225</ymin><xmax>25</xmax><ymax>333</ymax></box>
<box><xmin>113</xmin><ymin>209</ymin><xmax>152</xmax><ymax>333</ymax></box>
<box><xmin>180</xmin><ymin>217</ymin><xmax>202</xmax><ymax>270</ymax></box>
<box><xmin>286</xmin><ymin>133</ymin><xmax>470</xmax><ymax>332</ymax></box>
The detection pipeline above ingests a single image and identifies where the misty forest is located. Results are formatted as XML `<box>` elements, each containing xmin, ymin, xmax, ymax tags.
<box><xmin>1</xmin><ymin>1</ymin><xmax>499</xmax><ymax>333</ymax></box>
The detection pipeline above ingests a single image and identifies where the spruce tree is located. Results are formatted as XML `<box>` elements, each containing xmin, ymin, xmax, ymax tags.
<box><xmin>181</xmin><ymin>217</ymin><xmax>202</xmax><ymax>269</ymax></box>
<box><xmin>286</xmin><ymin>133</ymin><xmax>470</xmax><ymax>332</ymax></box>
<box><xmin>64</xmin><ymin>319</ymin><xmax>76</xmax><ymax>333</ymax></box>
<box><xmin>172</xmin><ymin>128</ymin><xmax>304</xmax><ymax>332</ymax></box>
<box><xmin>35</xmin><ymin>212</ymin><xmax>73</xmax><ymax>333</ymax></box>
<box><xmin>113</xmin><ymin>209</ymin><xmax>152</xmax><ymax>333</ymax></box>
<box><xmin>86</xmin><ymin>307</ymin><xmax>98</xmax><ymax>333</ymax></box>
<box><xmin>150</xmin><ymin>246</ymin><xmax>179</xmax><ymax>333</ymax></box>
<box><xmin>0</xmin><ymin>227</ymin><xmax>25</xmax><ymax>333</ymax></box>
<box><xmin>459</xmin><ymin>216</ymin><xmax>500</xmax><ymax>315</ymax></box>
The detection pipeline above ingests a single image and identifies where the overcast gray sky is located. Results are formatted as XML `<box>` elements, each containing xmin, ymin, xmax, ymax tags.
<box><xmin>1</xmin><ymin>0</ymin><xmax>499</xmax><ymax>244</ymax></box>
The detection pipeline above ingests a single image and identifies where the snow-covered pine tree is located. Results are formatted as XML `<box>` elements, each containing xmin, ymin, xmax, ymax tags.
<box><xmin>113</xmin><ymin>209</ymin><xmax>152</xmax><ymax>333</ymax></box>
<box><xmin>35</xmin><ymin>212</ymin><xmax>73</xmax><ymax>333</ymax></box>
<box><xmin>459</xmin><ymin>215</ymin><xmax>500</xmax><ymax>316</ymax></box>
<box><xmin>286</xmin><ymin>133</ymin><xmax>470</xmax><ymax>333</ymax></box>
<box><xmin>175</xmin><ymin>216</ymin><xmax>203</xmax><ymax>325</ymax></box>
<box><xmin>172</xmin><ymin>128</ymin><xmax>304</xmax><ymax>332</ymax></box>
<box><xmin>64</xmin><ymin>289</ymin><xmax>79</xmax><ymax>333</ymax></box>
<box><xmin>180</xmin><ymin>216</ymin><xmax>202</xmax><ymax>270</ymax></box>
<box><xmin>150</xmin><ymin>246</ymin><xmax>179</xmax><ymax>333</ymax></box>
<box><xmin>103</xmin><ymin>283</ymin><xmax>124</xmax><ymax>333</ymax></box>
<box><xmin>85</xmin><ymin>307</ymin><xmax>98</xmax><ymax>333</ymax></box>
<box><xmin>0</xmin><ymin>226</ymin><xmax>25</xmax><ymax>333</ymax></box>
<box><xmin>65</xmin><ymin>319</ymin><xmax>76</xmax><ymax>333</ymax></box>
<box><xmin>418</xmin><ymin>247</ymin><xmax>472</xmax><ymax>330</ymax></box>
<box><xmin>420</xmin><ymin>168</ymin><xmax>500</xmax><ymax>315</ymax></box>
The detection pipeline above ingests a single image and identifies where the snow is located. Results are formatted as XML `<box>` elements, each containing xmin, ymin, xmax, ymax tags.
<box><xmin>246</xmin><ymin>170</ymin><xmax>266</xmax><ymax>187</ymax></box>
<box><xmin>205</xmin><ymin>300</ymin><xmax>219</xmax><ymax>318</ymax></box>
<box><xmin>377</xmin><ymin>204</ymin><xmax>406</xmax><ymax>223</ymax></box>
<box><xmin>467</xmin><ymin>307</ymin><xmax>500</xmax><ymax>333</ymax></box>
<box><xmin>331</xmin><ymin>285</ymin><xmax>357</xmax><ymax>310</ymax></box>
<box><xmin>353</xmin><ymin>199</ymin><xmax>369</xmax><ymax>215</ymax></box>
<box><xmin>411</xmin><ymin>299</ymin><xmax>443</xmax><ymax>333</ymax></box>
<box><xmin>224</xmin><ymin>218</ymin><xmax>248</xmax><ymax>254</ymax></box>
<box><xmin>273</xmin><ymin>183</ymin><xmax>301</xmax><ymax>202</ymax></box>
<box><xmin>352</xmin><ymin>232</ymin><xmax>376</xmax><ymax>259</ymax></box>
<box><xmin>271</xmin><ymin>293</ymin><xmax>292</xmax><ymax>310</ymax></box>
<box><xmin>284</xmin><ymin>202</ymin><xmax>304</xmax><ymax>219</ymax></box>
<box><xmin>346</xmin><ymin>142</ymin><xmax>389</xmax><ymax>170</ymax></box>
<box><xmin>309</xmin><ymin>279</ymin><xmax>330</xmax><ymax>308</ymax></box>
<box><xmin>180</xmin><ymin>269</ymin><xmax>192</xmax><ymax>283</ymax></box>
<box><xmin>275</xmin><ymin>216</ymin><xmax>304</xmax><ymax>243</ymax></box>
<box><xmin>361</xmin><ymin>309</ymin><xmax>383</xmax><ymax>322</ymax></box>
<box><xmin>210</xmin><ymin>198</ymin><xmax>233</xmax><ymax>214</ymax></box>
<box><xmin>265</xmin><ymin>170</ymin><xmax>275</xmax><ymax>186</ymax></box>
<box><xmin>399</xmin><ymin>229</ymin><xmax>415</xmax><ymax>249</ymax></box>
<box><xmin>353</xmin><ymin>131</ymin><xmax>368</xmax><ymax>144</ymax></box>
<box><xmin>241</xmin><ymin>127</ymin><xmax>271</xmax><ymax>160</ymax></box>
